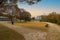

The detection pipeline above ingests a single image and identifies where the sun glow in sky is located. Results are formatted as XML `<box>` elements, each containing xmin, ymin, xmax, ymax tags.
<box><xmin>18</xmin><ymin>0</ymin><xmax>60</xmax><ymax>17</ymax></box>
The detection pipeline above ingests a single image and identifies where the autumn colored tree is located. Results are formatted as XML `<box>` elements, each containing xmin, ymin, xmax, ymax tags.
<box><xmin>16</xmin><ymin>9</ymin><xmax>31</xmax><ymax>21</ymax></box>
<box><xmin>42</xmin><ymin>12</ymin><xmax>60</xmax><ymax>24</ymax></box>
<box><xmin>0</xmin><ymin>0</ymin><xmax>41</xmax><ymax>24</ymax></box>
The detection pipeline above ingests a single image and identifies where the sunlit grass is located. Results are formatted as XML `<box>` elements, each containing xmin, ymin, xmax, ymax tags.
<box><xmin>0</xmin><ymin>24</ymin><xmax>25</xmax><ymax>40</ymax></box>
<box><xmin>14</xmin><ymin>22</ymin><xmax>48</xmax><ymax>31</ymax></box>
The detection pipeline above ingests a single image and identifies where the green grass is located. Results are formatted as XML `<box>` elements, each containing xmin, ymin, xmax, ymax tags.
<box><xmin>14</xmin><ymin>22</ymin><xmax>48</xmax><ymax>31</ymax></box>
<box><xmin>0</xmin><ymin>24</ymin><xmax>25</xmax><ymax>40</ymax></box>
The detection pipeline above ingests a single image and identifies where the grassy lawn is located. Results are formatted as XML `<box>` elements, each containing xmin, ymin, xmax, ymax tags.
<box><xmin>0</xmin><ymin>24</ymin><xmax>25</xmax><ymax>40</ymax></box>
<box><xmin>14</xmin><ymin>22</ymin><xmax>48</xmax><ymax>31</ymax></box>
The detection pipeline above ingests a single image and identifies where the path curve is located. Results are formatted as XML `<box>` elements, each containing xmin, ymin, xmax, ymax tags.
<box><xmin>47</xmin><ymin>23</ymin><xmax>60</xmax><ymax>40</ymax></box>
<box><xmin>0</xmin><ymin>21</ymin><xmax>47</xmax><ymax>40</ymax></box>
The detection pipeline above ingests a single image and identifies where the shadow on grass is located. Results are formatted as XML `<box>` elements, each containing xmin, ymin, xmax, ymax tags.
<box><xmin>0</xmin><ymin>24</ymin><xmax>25</xmax><ymax>40</ymax></box>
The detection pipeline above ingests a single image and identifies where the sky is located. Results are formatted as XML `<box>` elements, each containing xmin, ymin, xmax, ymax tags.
<box><xmin>18</xmin><ymin>0</ymin><xmax>60</xmax><ymax>17</ymax></box>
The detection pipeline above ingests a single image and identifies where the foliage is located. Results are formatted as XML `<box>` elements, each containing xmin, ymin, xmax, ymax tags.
<box><xmin>42</xmin><ymin>12</ymin><xmax>60</xmax><ymax>25</ymax></box>
<box><xmin>0</xmin><ymin>0</ymin><xmax>41</xmax><ymax>5</ymax></box>
<box><xmin>18</xmin><ymin>9</ymin><xmax>31</xmax><ymax>21</ymax></box>
<box><xmin>0</xmin><ymin>0</ymin><xmax>41</xmax><ymax>22</ymax></box>
<box><xmin>0</xmin><ymin>6</ymin><xmax>31</xmax><ymax>21</ymax></box>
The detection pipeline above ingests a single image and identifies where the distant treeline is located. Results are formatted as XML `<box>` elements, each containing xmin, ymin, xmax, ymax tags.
<box><xmin>41</xmin><ymin>12</ymin><xmax>60</xmax><ymax>25</ymax></box>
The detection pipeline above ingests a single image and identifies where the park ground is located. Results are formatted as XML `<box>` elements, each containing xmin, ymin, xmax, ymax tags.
<box><xmin>0</xmin><ymin>23</ymin><xmax>25</xmax><ymax>40</ymax></box>
<box><xmin>0</xmin><ymin>21</ymin><xmax>60</xmax><ymax>40</ymax></box>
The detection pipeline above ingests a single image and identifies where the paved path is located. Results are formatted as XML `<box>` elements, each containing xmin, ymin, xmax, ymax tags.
<box><xmin>0</xmin><ymin>21</ymin><xmax>47</xmax><ymax>40</ymax></box>
<box><xmin>1</xmin><ymin>21</ymin><xmax>60</xmax><ymax>40</ymax></box>
<box><xmin>47</xmin><ymin>23</ymin><xmax>60</xmax><ymax>40</ymax></box>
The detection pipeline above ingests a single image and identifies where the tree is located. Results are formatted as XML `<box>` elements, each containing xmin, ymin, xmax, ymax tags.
<box><xmin>0</xmin><ymin>0</ymin><xmax>41</xmax><ymax>24</ymax></box>
<box><xmin>16</xmin><ymin>9</ymin><xmax>31</xmax><ymax>22</ymax></box>
<box><xmin>22</xmin><ymin>10</ymin><xmax>31</xmax><ymax>21</ymax></box>
<box><xmin>0</xmin><ymin>0</ymin><xmax>41</xmax><ymax>5</ymax></box>
<box><xmin>42</xmin><ymin>12</ymin><xmax>60</xmax><ymax>24</ymax></box>
<box><xmin>31</xmin><ymin>17</ymin><xmax>35</xmax><ymax>21</ymax></box>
